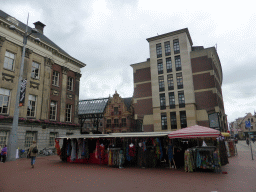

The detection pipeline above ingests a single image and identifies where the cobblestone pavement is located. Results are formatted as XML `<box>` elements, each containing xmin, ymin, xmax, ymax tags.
<box><xmin>0</xmin><ymin>142</ymin><xmax>256</xmax><ymax>192</ymax></box>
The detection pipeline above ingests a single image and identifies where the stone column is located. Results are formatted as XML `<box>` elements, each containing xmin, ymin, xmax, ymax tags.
<box><xmin>60</xmin><ymin>66</ymin><xmax>69</xmax><ymax>122</ymax></box>
<box><xmin>74</xmin><ymin>73</ymin><xmax>81</xmax><ymax>124</ymax></box>
<box><xmin>41</xmin><ymin>57</ymin><xmax>54</xmax><ymax>120</ymax></box>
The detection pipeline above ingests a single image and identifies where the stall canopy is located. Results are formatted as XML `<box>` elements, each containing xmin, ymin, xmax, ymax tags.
<box><xmin>168</xmin><ymin>125</ymin><xmax>221</xmax><ymax>139</ymax></box>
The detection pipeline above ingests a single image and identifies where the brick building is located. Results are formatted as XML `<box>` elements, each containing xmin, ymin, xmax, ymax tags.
<box><xmin>131</xmin><ymin>28</ymin><xmax>227</xmax><ymax>132</ymax></box>
<box><xmin>79</xmin><ymin>91</ymin><xmax>134</xmax><ymax>133</ymax></box>
<box><xmin>0</xmin><ymin>10</ymin><xmax>85</xmax><ymax>149</ymax></box>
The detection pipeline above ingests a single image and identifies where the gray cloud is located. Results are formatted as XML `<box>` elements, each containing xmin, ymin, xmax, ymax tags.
<box><xmin>2</xmin><ymin>0</ymin><xmax>256</xmax><ymax>123</ymax></box>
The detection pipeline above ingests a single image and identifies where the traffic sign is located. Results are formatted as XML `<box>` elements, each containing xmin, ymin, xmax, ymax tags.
<box><xmin>245</xmin><ymin>121</ymin><xmax>251</xmax><ymax>128</ymax></box>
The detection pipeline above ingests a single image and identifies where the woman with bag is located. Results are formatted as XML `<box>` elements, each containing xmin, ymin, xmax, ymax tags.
<box><xmin>1</xmin><ymin>145</ymin><xmax>7</xmax><ymax>163</ymax></box>
<box><xmin>28</xmin><ymin>141</ymin><xmax>38</xmax><ymax>168</ymax></box>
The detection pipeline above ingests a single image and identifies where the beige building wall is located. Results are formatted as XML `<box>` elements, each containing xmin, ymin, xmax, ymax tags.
<box><xmin>147</xmin><ymin>29</ymin><xmax>197</xmax><ymax>131</ymax></box>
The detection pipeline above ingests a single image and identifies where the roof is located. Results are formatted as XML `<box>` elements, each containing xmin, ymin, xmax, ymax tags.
<box><xmin>57</xmin><ymin>131</ymin><xmax>172</xmax><ymax>139</ymax></box>
<box><xmin>168</xmin><ymin>125</ymin><xmax>221</xmax><ymax>139</ymax></box>
<box><xmin>123</xmin><ymin>97</ymin><xmax>132</xmax><ymax>109</ymax></box>
<box><xmin>0</xmin><ymin>10</ymin><xmax>85</xmax><ymax>68</ymax></box>
<box><xmin>78</xmin><ymin>98</ymin><xmax>109</xmax><ymax>115</ymax></box>
<box><xmin>146</xmin><ymin>28</ymin><xmax>193</xmax><ymax>46</ymax></box>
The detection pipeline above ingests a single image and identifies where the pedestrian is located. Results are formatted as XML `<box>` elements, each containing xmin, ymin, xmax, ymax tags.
<box><xmin>252</xmin><ymin>137</ymin><xmax>255</xmax><ymax>143</ymax></box>
<box><xmin>28</xmin><ymin>141</ymin><xmax>38</xmax><ymax>168</ymax></box>
<box><xmin>1</xmin><ymin>145</ymin><xmax>7</xmax><ymax>163</ymax></box>
<box><xmin>246</xmin><ymin>137</ymin><xmax>249</xmax><ymax>146</ymax></box>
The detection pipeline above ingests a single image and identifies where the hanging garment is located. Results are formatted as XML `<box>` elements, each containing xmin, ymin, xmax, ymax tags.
<box><xmin>126</xmin><ymin>146</ymin><xmax>131</xmax><ymax>161</ymax></box>
<box><xmin>128</xmin><ymin>144</ymin><xmax>136</xmax><ymax>157</ymax></box>
<box><xmin>67</xmin><ymin>140</ymin><xmax>71</xmax><ymax>156</ymax></box>
<box><xmin>156</xmin><ymin>138</ymin><xmax>163</xmax><ymax>160</ymax></box>
<box><xmin>55</xmin><ymin>139</ymin><xmax>61</xmax><ymax>156</ymax></box>
<box><xmin>77</xmin><ymin>139</ymin><xmax>83</xmax><ymax>159</ymax></box>
<box><xmin>100</xmin><ymin>144</ymin><xmax>105</xmax><ymax>164</ymax></box>
<box><xmin>167</xmin><ymin>144</ymin><xmax>174</xmax><ymax>161</ymax></box>
<box><xmin>95</xmin><ymin>140</ymin><xmax>100</xmax><ymax>159</ymax></box>
<box><xmin>119</xmin><ymin>150</ymin><xmax>124</xmax><ymax>168</ymax></box>
<box><xmin>71</xmin><ymin>139</ymin><xmax>77</xmax><ymax>161</ymax></box>
<box><xmin>60</xmin><ymin>138</ymin><xmax>68</xmax><ymax>162</ymax></box>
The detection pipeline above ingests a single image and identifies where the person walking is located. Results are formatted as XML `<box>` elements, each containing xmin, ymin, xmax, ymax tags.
<box><xmin>1</xmin><ymin>145</ymin><xmax>7</xmax><ymax>163</ymax></box>
<box><xmin>246</xmin><ymin>137</ymin><xmax>249</xmax><ymax>146</ymax></box>
<box><xmin>28</xmin><ymin>141</ymin><xmax>38</xmax><ymax>168</ymax></box>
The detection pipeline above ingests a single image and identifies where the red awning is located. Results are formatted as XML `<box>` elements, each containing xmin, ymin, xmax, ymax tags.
<box><xmin>168</xmin><ymin>125</ymin><xmax>221</xmax><ymax>139</ymax></box>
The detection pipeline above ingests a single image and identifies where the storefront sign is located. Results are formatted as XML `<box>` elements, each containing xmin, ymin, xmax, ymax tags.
<box><xmin>209</xmin><ymin>113</ymin><xmax>219</xmax><ymax>128</ymax></box>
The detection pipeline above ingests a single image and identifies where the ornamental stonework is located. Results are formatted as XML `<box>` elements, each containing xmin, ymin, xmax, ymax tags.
<box><xmin>2</xmin><ymin>73</ymin><xmax>14</xmax><ymax>83</ymax></box>
<box><xmin>0</xmin><ymin>36</ymin><xmax>6</xmax><ymax>49</ymax></box>
<box><xmin>44</xmin><ymin>57</ymin><xmax>54</xmax><ymax>68</ymax></box>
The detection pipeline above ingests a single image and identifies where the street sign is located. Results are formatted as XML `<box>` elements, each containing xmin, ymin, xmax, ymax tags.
<box><xmin>245</xmin><ymin>121</ymin><xmax>251</xmax><ymax>129</ymax></box>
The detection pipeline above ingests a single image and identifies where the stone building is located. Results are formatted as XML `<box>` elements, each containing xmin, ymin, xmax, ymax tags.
<box><xmin>0</xmin><ymin>10</ymin><xmax>85</xmax><ymax>150</ymax></box>
<box><xmin>131</xmin><ymin>28</ymin><xmax>227</xmax><ymax>132</ymax></box>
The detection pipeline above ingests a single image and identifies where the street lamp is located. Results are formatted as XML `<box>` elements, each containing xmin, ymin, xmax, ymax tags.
<box><xmin>7</xmin><ymin>17</ymin><xmax>40</xmax><ymax>161</ymax></box>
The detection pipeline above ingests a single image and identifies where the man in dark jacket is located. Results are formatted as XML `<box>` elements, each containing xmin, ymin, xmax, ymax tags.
<box><xmin>28</xmin><ymin>141</ymin><xmax>38</xmax><ymax>168</ymax></box>
<box><xmin>1</xmin><ymin>145</ymin><xmax>7</xmax><ymax>163</ymax></box>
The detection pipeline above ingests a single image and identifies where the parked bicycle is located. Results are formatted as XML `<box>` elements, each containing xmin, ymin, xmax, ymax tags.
<box><xmin>39</xmin><ymin>148</ymin><xmax>55</xmax><ymax>156</ymax></box>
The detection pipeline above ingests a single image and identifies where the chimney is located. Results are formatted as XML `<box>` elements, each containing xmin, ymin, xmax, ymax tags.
<box><xmin>33</xmin><ymin>21</ymin><xmax>46</xmax><ymax>34</ymax></box>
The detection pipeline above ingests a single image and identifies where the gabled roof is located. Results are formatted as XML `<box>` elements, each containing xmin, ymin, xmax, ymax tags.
<box><xmin>123</xmin><ymin>97</ymin><xmax>132</xmax><ymax>109</ymax></box>
<box><xmin>79</xmin><ymin>98</ymin><xmax>109</xmax><ymax>115</ymax></box>
<box><xmin>0</xmin><ymin>10</ymin><xmax>85</xmax><ymax>68</ymax></box>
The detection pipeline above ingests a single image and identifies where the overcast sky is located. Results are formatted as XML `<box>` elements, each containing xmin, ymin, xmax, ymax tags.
<box><xmin>2</xmin><ymin>0</ymin><xmax>256</xmax><ymax>124</ymax></box>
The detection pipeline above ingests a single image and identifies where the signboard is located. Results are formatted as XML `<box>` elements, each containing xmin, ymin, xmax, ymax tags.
<box><xmin>19</xmin><ymin>79</ymin><xmax>27</xmax><ymax>106</ymax></box>
<box><xmin>209</xmin><ymin>113</ymin><xmax>219</xmax><ymax>128</ymax></box>
<box><xmin>245</xmin><ymin>121</ymin><xmax>251</xmax><ymax>129</ymax></box>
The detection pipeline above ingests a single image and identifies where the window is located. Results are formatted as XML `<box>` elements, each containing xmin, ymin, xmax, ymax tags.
<box><xmin>160</xmin><ymin>93</ymin><xmax>166</xmax><ymax>110</ymax></box>
<box><xmin>114</xmin><ymin>107</ymin><xmax>118</xmax><ymax>115</ymax></box>
<box><xmin>157</xmin><ymin>59</ymin><xmax>163</xmax><ymax>74</ymax></box>
<box><xmin>67</xmin><ymin>77</ymin><xmax>73</xmax><ymax>91</ymax></box>
<box><xmin>166</xmin><ymin>57</ymin><xmax>172</xmax><ymax>73</ymax></box>
<box><xmin>173</xmin><ymin>39</ymin><xmax>180</xmax><ymax>54</ymax></box>
<box><xmin>0</xmin><ymin>88</ymin><xmax>10</xmax><ymax>114</ymax></box>
<box><xmin>158</xmin><ymin>76</ymin><xmax>165</xmax><ymax>92</ymax></box>
<box><xmin>31</xmin><ymin>62</ymin><xmax>40</xmax><ymax>79</ymax></box>
<box><xmin>180</xmin><ymin>111</ymin><xmax>187</xmax><ymax>128</ymax></box>
<box><xmin>170</xmin><ymin>112</ymin><xmax>177</xmax><ymax>129</ymax></box>
<box><xmin>122</xmin><ymin>118</ymin><xmax>126</xmax><ymax>127</ymax></box>
<box><xmin>169</xmin><ymin>92</ymin><xmax>175</xmax><ymax>109</ymax></box>
<box><xmin>25</xmin><ymin>131</ymin><xmax>37</xmax><ymax>148</ymax></box>
<box><xmin>178</xmin><ymin>91</ymin><xmax>185</xmax><ymax>108</ymax></box>
<box><xmin>164</xmin><ymin>41</ymin><xmax>171</xmax><ymax>56</ymax></box>
<box><xmin>0</xmin><ymin>131</ymin><xmax>8</xmax><ymax>148</ymax></box>
<box><xmin>4</xmin><ymin>51</ymin><xmax>15</xmax><ymax>71</ymax></box>
<box><xmin>175</xmin><ymin>55</ymin><xmax>182</xmax><ymax>71</ymax></box>
<box><xmin>107</xmin><ymin>119</ymin><xmax>111</xmax><ymax>128</ymax></box>
<box><xmin>27</xmin><ymin>95</ymin><xmax>36</xmax><ymax>117</ymax></box>
<box><xmin>161</xmin><ymin>113</ymin><xmax>167</xmax><ymax>130</ymax></box>
<box><xmin>156</xmin><ymin>43</ymin><xmax>162</xmax><ymax>58</ymax></box>
<box><xmin>176</xmin><ymin>73</ymin><xmax>183</xmax><ymax>89</ymax></box>
<box><xmin>114</xmin><ymin>119</ymin><xmax>119</xmax><ymax>128</ymax></box>
<box><xmin>52</xmin><ymin>71</ymin><xmax>60</xmax><ymax>86</ymax></box>
<box><xmin>49</xmin><ymin>132</ymin><xmax>57</xmax><ymax>147</ymax></box>
<box><xmin>65</xmin><ymin>104</ymin><xmax>72</xmax><ymax>122</ymax></box>
<box><xmin>167</xmin><ymin>74</ymin><xmax>174</xmax><ymax>90</ymax></box>
<box><xmin>50</xmin><ymin>101</ymin><xmax>57</xmax><ymax>120</ymax></box>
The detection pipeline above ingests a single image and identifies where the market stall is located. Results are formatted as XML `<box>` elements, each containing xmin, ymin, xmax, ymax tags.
<box><xmin>221</xmin><ymin>132</ymin><xmax>237</xmax><ymax>157</ymax></box>
<box><xmin>56</xmin><ymin>132</ymin><xmax>172</xmax><ymax>169</ymax></box>
<box><xmin>168</xmin><ymin>125</ymin><xmax>228</xmax><ymax>173</ymax></box>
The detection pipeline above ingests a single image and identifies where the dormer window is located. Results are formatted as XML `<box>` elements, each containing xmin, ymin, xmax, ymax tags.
<box><xmin>7</xmin><ymin>16</ymin><xmax>19</xmax><ymax>26</ymax></box>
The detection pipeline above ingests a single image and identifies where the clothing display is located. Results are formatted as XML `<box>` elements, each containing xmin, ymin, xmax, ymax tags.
<box><xmin>184</xmin><ymin>147</ymin><xmax>221</xmax><ymax>172</ymax></box>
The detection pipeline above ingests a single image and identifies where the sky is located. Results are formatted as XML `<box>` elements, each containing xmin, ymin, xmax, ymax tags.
<box><xmin>1</xmin><ymin>0</ymin><xmax>256</xmax><ymax>124</ymax></box>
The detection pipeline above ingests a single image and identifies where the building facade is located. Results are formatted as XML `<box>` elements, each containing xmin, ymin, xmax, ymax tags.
<box><xmin>230</xmin><ymin>113</ymin><xmax>256</xmax><ymax>139</ymax></box>
<box><xmin>80</xmin><ymin>92</ymin><xmax>134</xmax><ymax>133</ymax></box>
<box><xmin>104</xmin><ymin>91</ymin><xmax>133</xmax><ymax>133</ymax></box>
<box><xmin>131</xmin><ymin>28</ymin><xmax>227</xmax><ymax>132</ymax></box>
<box><xmin>0</xmin><ymin>10</ymin><xmax>85</xmax><ymax>149</ymax></box>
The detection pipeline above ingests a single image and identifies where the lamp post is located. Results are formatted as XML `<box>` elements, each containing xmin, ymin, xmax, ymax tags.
<box><xmin>7</xmin><ymin>14</ymin><xmax>40</xmax><ymax>161</ymax></box>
